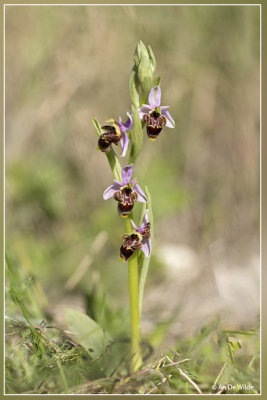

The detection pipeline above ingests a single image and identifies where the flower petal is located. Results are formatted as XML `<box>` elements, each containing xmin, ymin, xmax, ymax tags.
<box><xmin>131</xmin><ymin>219</ymin><xmax>139</xmax><ymax>231</ymax></box>
<box><xmin>131</xmin><ymin>177</ymin><xmax>137</xmax><ymax>186</ymax></box>
<box><xmin>118</xmin><ymin>125</ymin><xmax>126</xmax><ymax>136</ymax></box>
<box><xmin>113</xmin><ymin>179</ymin><xmax>123</xmax><ymax>186</ymax></box>
<box><xmin>137</xmin><ymin>104</ymin><xmax>153</xmax><ymax>120</ymax></box>
<box><xmin>162</xmin><ymin>109</ymin><xmax>175</xmax><ymax>128</ymax></box>
<box><xmin>141</xmin><ymin>241</ymin><xmax>150</xmax><ymax>257</ymax></box>
<box><xmin>160</xmin><ymin>106</ymin><xmax>170</xmax><ymax>111</ymax></box>
<box><xmin>122</xmin><ymin>164</ymin><xmax>134</xmax><ymax>184</ymax></box>
<box><xmin>144</xmin><ymin>209</ymin><xmax>149</xmax><ymax>223</ymax></box>
<box><xmin>147</xmin><ymin>238</ymin><xmax>152</xmax><ymax>255</ymax></box>
<box><xmin>122</xmin><ymin>112</ymin><xmax>133</xmax><ymax>131</ymax></box>
<box><xmin>120</xmin><ymin>132</ymin><xmax>129</xmax><ymax>158</ymax></box>
<box><xmin>103</xmin><ymin>182</ymin><xmax>121</xmax><ymax>200</ymax></box>
<box><xmin>134</xmin><ymin>184</ymin><xmax>147</xmax><ymax>203</ymax></box>
<box><xmin>140</xmin><ymin>209</ymin><xmax>149</xmax><ymax>230</ymax></box>
<box><xmin>149</xmin><ymin>86</ymin><xmax>161</xmax><ymax>108</ymax></box>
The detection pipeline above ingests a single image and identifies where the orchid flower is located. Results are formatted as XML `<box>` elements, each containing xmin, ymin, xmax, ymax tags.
<box><xmin>137</xmin><ymin>86</ymin><xmax>175</xmax><ymax>140</ymax></box>
<box><xmin>98</xmin><ymin>113</ymin><xmax>132</xmax><ymax>157</ymax></box>
<box><xmin>131</xmin><ymin>209</ymin><xmax>151</xmax><ymax>257</ymax></box>
<box><xmin>120</xmin><ymin>232</ymin><xmax>143</xmax><ymax>262</ymax></box>
<box><xmin>120</xmin><ymin>210</ymin><xmax>151</xmax><ymax>261</ymax></box>
<box><xmin>103</xmin><ymin>164</ymin><xmax>147</xmax><ymax>217</ymax></box>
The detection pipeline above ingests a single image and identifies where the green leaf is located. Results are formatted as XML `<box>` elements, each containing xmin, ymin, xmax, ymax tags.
<box><xmin>92</xmin><ymin>118</ymin><xmax>122</xmax><ymax>181</ymax></box>
<box><xmin>65</xmin><ymin>308</ymin><xmax>109</xmax><ymax>357</ymax></box>
<box><xmin>129</xmin><ymin>105</ymin><xmax>143</xmax><ymax>165</ymax></box>
<box><xmin>129</xmin><ymin>67</ymin><xmax>140</xmax><ymax>109</ymax></box>
<box><xmin>105</xmin><ymin>149</ymin><xmax>122</xmax><ymax>181</ymax></box>
<box><xmin>92</xmin><ymin>118</ymin><xmax>102</xmax><ymax>137</ymax></box>
<box><xmin>147</xmin><ymin>45</ymin><xmax>156</xmax><ymax>73</ymax></box>
<box><xmin>138</xmin><ymin>202</ymin><xmax>147</xmax><ymax>227</ymax></box>
<box><xmin>138</xmin><ymin>186</ymin><xmax>153</xmax><ymax>316</ymax></box>
<box><xmin>153</xmin><ymin>76</ymin><xmax>161</xmax><ymax>87</ymax></box>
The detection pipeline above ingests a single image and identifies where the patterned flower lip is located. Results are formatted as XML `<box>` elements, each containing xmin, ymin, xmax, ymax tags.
<box><xmin>98</xmin><ymin>113</ymin><xmax>133</xmax><ymax>156</ymax></box>
<box><xmin>103</xmin><ymin>164</ymin><xmax>147</xmax><ymax>217</ymax></box>
<box><xmin>120</xmin><ymin>232</ymin><xmax>143</xmax><ymax>262</ymax></box>
<box><xmin>98</xmin><ymin>125</ymin><xmax>121</xmax><ymax>152</ymax></box>
<box><xmin>137</xmin><ymin>86</ymin><xmax>175</xmax><ymax>140</ymax></box>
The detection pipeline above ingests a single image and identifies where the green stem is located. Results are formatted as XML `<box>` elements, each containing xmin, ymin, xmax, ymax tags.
<box><xmin>125</xmin><ymin>216</ymin><xmax>143</xmax><ymax>371</ymax></box>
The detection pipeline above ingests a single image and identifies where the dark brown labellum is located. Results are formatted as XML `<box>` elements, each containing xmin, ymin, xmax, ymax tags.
<box><xmin>114</xmin><ymin>186</ymin><xmax>138</xmax><ymax>217</ymax></box>
<box><xmin>101</xmin><ymin>125</ymin><xmax>117</xmax><ymax>132</ymax></box>
<box><xmin>98</xmin><ymin>126</ymin><xmax>121</xmax><ymax>152</ymax></box>
<box><xmin>120</xmin><ymin>245</ymin><xmax>135</xmax><ymax>262</ymax></box>
<box><xmin>120</xmin><ymin>233</ymin><xmax>143</xmax><ymax>261</ymax></box>
<box><xmin>143</xmin><ymin>111</ymin><xmax>166</xmax><ymax>140</ymax></box>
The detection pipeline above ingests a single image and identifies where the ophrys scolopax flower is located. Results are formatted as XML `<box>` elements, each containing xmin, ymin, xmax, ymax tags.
<box><xmin>137</xmin><ymin>86</ymin><xmax>175</xmax><ymax>140</ymax></box>
<box><xmin>103</xmin><ymin>164</ymin><xmax>147</xmax><ymax>218</ymax></box>
<box><xmin>98</xmin><ymin>112</ymin><xmax>132</xmax><ymax>157</ymax></box>
<box><xmin>120</xmin><ymin>210</ymin><xmax>151</xmax><ymax>261</ymax></box>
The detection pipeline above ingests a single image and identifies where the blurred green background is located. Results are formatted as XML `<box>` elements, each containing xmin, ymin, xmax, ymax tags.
<box><xmin>5</xmin><ymin>5</ymin><xmax>260</xmax><ymax>347</ymax></box>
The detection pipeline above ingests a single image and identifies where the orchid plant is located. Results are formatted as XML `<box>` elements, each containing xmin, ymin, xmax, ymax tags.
<box><xmin>92</xmin><ymin>40</ymin><xmax>174</xmax><ymax>371</ymax></box>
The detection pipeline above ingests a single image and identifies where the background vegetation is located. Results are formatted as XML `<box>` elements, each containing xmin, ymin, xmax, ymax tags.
<box><xmin>5</xmin><ymin>5</ymin><xmax>260</xmax><ymax>394</ymax></box>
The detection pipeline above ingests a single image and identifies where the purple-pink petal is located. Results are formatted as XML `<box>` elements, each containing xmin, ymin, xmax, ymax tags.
<box><xmin>140</xmin><ymin>209</ymin><xmax>149</xmax><ymax>230</ymax></box>
<box><xmin>113</xmin><ymin>179</ymin><xmax>123</xmax><ymax>186</ymax></box>
<box><xmin>119</xmin><ymin>124</ymin><xmax>126</xmax><ymax>135</ymax></box>
<box><xmin>141</xmin><ymin>241</ymin><xmax>150</xmax><ymax>258</ymax></box>
<box><xmin>122</xmin><ymin>164</ymin><xmax>134</xmax><ymax>184</ymax></box>
<box><xmin>103</xmin><ymin>182</ymin><xmax>121</xmax><ymax>200</ymax></box>
<box><xmin>122</xmin><ymin>112</ymin><xmax>133</xmax><ymax>131</ymax></box>
<box><xmin>131</xmin><ymin>177</ymin><xmax>137</xmax><ymax>186</ymax></box>
<box><xmin>138</xmin><ymin>104</ymin><xmax>153</xmax><ymax>112</ymax></box>
<box><xmin>120</xmin><ymin>132</ymin><xmax>129</xmax><ymax>158</ymax></box>
<box><xmin>147</xmin><ymin>238</ymin><xmax>152</xmax><ymax>255</ymax></box>
<box><xmin>144</xmin><ymin>209</ymin><xmax>149</xmax><ymax>223</ymax></box>
<box><xmin>162</xmin><ymin>109</ymin><xmax>175</xmax><ymax>128</ymax></box>
<box><xmin>131</xmin><ymin>220</ymin><xmax>139</xmax><ymax>231</ymax></box>
<box><xmin>134</xmin><ymin>184</ymin><xmax>147</xmax><ymax>203</ymax></box>
<box><xmin>148</xmin><ymin>86</ymin><xmax>161</xmax><ymax>108</ymax></box>
<box><xmin>160</xmin><ymin>106</ymin><xmax>170</xmax><ymax>111</ymax></box>
<box><xmin>137</xmin><ymin>104</ymin><xmax>153</xmax><ymax>120</ymax></box>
